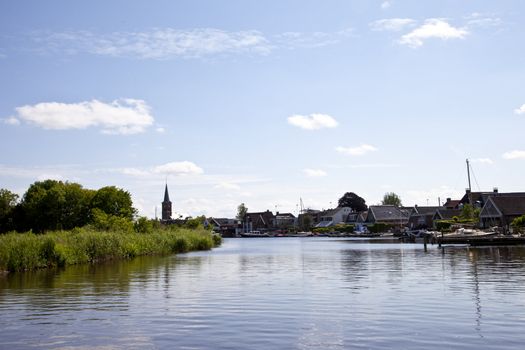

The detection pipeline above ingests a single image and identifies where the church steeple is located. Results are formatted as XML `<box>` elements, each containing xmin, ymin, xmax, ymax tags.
<box><xmin>162</xmin><ymin>183</ymin><xmax>172</xmax><ymax>221</ymax></box>
<box><xmin>164</xmin><ymin>183</ymin><xmax>170</xmax><ymax>202</ymax></box>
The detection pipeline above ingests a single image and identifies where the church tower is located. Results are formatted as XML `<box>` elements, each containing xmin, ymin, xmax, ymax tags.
<box><xmin>162</xmin><ymin>183</ymin><xmax>172</xmax><ymax>221</ymax></box>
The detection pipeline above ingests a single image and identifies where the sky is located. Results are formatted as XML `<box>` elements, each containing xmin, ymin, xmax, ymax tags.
<box><xmin>1</xmin><ymin>0</ymin><xmax>525</xmax><ymax>219</ymax></box>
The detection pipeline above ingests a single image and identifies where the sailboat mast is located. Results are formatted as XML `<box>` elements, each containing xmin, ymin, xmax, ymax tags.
<box><xmin>466</xmin><ymin>158</ymin><xmax>472</xmax><ymax>192</ymax></box>
<box><xmin>466</xmin><ymin>158</ymin><xmax>472</xmax><ymax>205</ymax></box>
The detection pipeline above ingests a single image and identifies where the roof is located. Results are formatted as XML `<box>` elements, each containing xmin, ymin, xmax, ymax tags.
<box><xmin>163</xmin><ymin>184</ymin><xmax>170</xmax><ymax>202</ymax></box>
<box><xmin>210</xmin><ymin>218</ymin><xmax>237</xmax><ymax>226</ymax></box>
<box><xmin>434</xmin><ymin>209</ymin><xmax>462</xmax><ymax>220</ymax></box>
<box><xmin>275</xmin><ymin>212</ymin><xmax>296</xmax><ymax>218</ymax></box>
<box><xmin>368</xmin><ymin>205</ymin><xmax>408</xmax><ymax>222</ymax></box>
<box><xmin>443</xmin><ymin>199</ymin><xmax>461</xmax><ymax>208</ymax></box>
<box><xmin>488</xmin><ymin>196</ymin><xmax>525</xmax><ymax>216</ymax></box>
<box><xmin>413</xmin><ymin>206</ymin><xmax>442</xmax><ymax>215</ymax></box>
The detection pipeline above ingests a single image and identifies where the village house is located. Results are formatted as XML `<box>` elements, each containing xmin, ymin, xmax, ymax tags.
<box><xmin>275</xmin><ymin>212</ymin><xmax>297</xmax><ymax>230</ymax></box>
<box><xmin>433</xmin><ymin>208</ymin><xmax>462</xmax><ymax>223</ymax></box>
<box><xmin>479</xmin><ymin>195</ymin><xmax>525</xmax><ymax>233</ymax></box>
<box><xmin>209</xmin><ymin>218</ymin><xmax>241</xmax><ymax>237</ymax></box>
<box><xmin>243</xmin><ymin>210</ymin><xmax>276</xmax><ymax>232</ymax></box>
<box><xmin>315</xmin><ymin>207</ymin><xmax>352</xmax><ymax>228</ymax></box>
<box><xmin>365</xmin><ymin>205</ymin><xmax>409</xmax><ymax>228</ymax></box>
<box><xmin>407</xmin><ymin>206</ymin><xmax>442</xmax><ymax>229</ymax></box>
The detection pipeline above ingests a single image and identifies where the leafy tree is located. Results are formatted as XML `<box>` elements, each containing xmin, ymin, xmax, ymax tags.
<box><xmin>236</xmin><ymin>203</ymin><xmax>248</xmax><ymax>220</ymax></box>
<box><xmin>91</xmin><ymin>186</ymin><xmax>136</xmax><ymax>220</ymax></box>
<box><xmin>460</xmin><ymin>204</ymin><xmax>480</xmax><ymax>221</ymax></box>
<box><xmin>134</xmin><ymin>216</ymin><xmax>154</xmax><ymax>233</ymax></box>
<box><xmin>337</xmin><ymin>192</ymin><xmax>367</xmax><ymax>212</ymax></box>
<box><xmin>90</xmin><ymin>208</ymin><xmax>134</xmax><ymax>232</ymax></box>
<box><xmin>0</xmin><ymin>189</ymin><xmax>19</xmax><ymax>232</ymax></box>
<box><xmin>19</xmin><ymin>180</ymin><xmax>96</xmax><ymax>232</ymax></box>
<box><xmin>381</xmin><ymin>192</ymin><xmax>402</xmax><ymax>206</ymax></box>
<box><xmin>511</xmin><ymin>215</ymin><xmax>525</xmax><ymax>233</ymax></box>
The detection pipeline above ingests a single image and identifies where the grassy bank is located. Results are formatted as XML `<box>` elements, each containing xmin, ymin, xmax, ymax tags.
<box><xmin>0</xmin><ymin>227</ymin><xmax>221</xmax><ymax>273</ymax></box>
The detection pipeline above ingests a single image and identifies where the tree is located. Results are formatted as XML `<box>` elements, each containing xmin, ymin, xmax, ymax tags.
<box><xmin>511</xmin><ymin>215</ymin><xmax>525</xmax><ymax>233</ymax></box>
<box><xmin>337</xmin><ymin>192</ymin><xmax>367</xmax><ymax>212</ymax></box>
<box><xmin>460</xmin><ymin>204</ymin><xmax>479</xmax><ymax>221</ymax></box>
<box><xmin>381</xmin><ymin>192</ymin><xmax>402</xmax><ymax>206</ymax></box>
<box><xmin>0</xmin><ymin>189</ymin><xmax>19</xmax><ymax>232</ymax></box>
<box><xmin>90</xmin><ymin>186</ymin><xmax>136</xmax><ymax>220</ymax></box>
<box><xmin>236</xmin><ymin>203</ymin><xmax>248</xmax><ymax>220</ymax></box>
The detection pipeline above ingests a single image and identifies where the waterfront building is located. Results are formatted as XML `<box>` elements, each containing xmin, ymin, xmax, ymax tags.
<box><xmin>479</xmin><ymin>195</ymin><xmax>525</xmax><ymax>232</ymax></box>
<box><xmin>315</xmin><ymin>207</ymin><xmax>352</xmax><ymax>228</ymax></box>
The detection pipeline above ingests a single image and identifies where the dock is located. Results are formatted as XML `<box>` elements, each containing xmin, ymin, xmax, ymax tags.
<box><xmin>437</xmin><ymin>235</ymin><xmax>525</xmax><ymax>246</ymax></box>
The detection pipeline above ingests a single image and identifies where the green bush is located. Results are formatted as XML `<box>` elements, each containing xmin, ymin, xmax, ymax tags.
<box><xmin>0</xmin><ymin>227</ymin><xmax>221</xmax><ymax>272</ymax></box>
<box><xmin>367</xmin><ymin>223</ymin><xmax>391</xmax><ymax>233</ymax></box>
<box><xmin>435</xmin><ymin>220</ymin><xmax>453</xmax><ymax>231</ymax></box>
<box><xmin>334</xmin><ymin>224</ymin><xmax>355</xmax><ymax>233</ymax></box>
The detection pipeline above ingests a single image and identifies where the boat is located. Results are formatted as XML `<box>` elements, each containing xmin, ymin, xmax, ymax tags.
<box><xmin>239</xmin><ymin>231</ymin><xmax>270</xmax><ymax>238</ymax></box>
<box><xmin>443</xmin><ymin>228</ymin><xmax>498</xmax><ymax>238</ymax></box>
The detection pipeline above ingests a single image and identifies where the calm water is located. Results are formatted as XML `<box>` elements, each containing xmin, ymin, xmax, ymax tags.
<box><xmin>2</xmin><ymin>238</ymin><xmax>525</xmax><ymax>349</ymax></box>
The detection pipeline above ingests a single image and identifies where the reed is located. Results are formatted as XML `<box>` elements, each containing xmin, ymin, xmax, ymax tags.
<box><xmin>0</xmin><ymin>227</ymin><xmax>221</xmax><ymax>272</ymax></box>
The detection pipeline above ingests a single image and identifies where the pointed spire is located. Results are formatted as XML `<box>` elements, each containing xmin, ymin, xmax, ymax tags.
<box><xmin>164</xmin><ymin>183</ymin><xmax>170</xmax><ymax>202</ymax></box>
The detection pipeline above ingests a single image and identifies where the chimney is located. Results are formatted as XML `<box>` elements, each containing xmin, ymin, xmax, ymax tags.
<box><xmin>446</xmin><ymin>198</ymin><xmax>451</xmax><ymax>202</ymax></box>
<box><xmin>465</xmin><ymin>188</ymin><xmax>471</xmax><ymax>194</ymax></box>
<box><xmin>493</xmin><ymin>187</ymin><xmax>498</xmax><ymax>193</ymax></box>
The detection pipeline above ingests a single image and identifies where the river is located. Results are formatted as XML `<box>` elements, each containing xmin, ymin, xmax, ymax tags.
<box><xmin>1</xmin><ymin>237</ymin><xmax>525</xmax><ymax>349</ymax></box>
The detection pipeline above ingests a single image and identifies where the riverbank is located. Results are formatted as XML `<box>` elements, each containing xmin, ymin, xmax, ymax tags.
<box><xmin>0</xmin><ymin>227</ymin><xmax>221</xmax><ymax>273</ymax></box>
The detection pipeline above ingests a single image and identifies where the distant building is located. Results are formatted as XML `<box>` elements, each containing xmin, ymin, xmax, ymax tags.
<box><xmin>275</xmin><ymin>212</ymin><xmax>297</xmax><ymax>229</ymax></box>
<box><xmin>479</xmin><ymin>195</ymin><xmax>525</xmax><ymax>232</ymax></box>
<box><xmin>162</xmin><ymin>184</ymin><xmax>172</xmax><ymax>221</ymax></box>
<box><xmin>244</xmin><ymin>210</ymin><xmax>276</xmax><ymax>232</ymax></box>
<box><xmin>315</xmin><ymin>207</ymin><xmax>352</xmax><ymax>228</ymax></box>
<box><xmin>209</xmin><ymin>217</ymin><xmax>241</xmax><ymax>237</ymax></box>
<box><xmin>366</xmin><ymin>205</ymin><xmax>409</xmax><ymax>228</ymax></box>
<box><xmin>407</xmin><ymin>206</ymin><xmax>442</xmax><ymax>229</ymax></box>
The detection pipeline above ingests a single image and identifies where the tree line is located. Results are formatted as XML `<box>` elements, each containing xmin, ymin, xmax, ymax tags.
<box><xmin>0</xmin><ymin>180</ymin><xmax>136</xmax><ymax>233</ymax></box>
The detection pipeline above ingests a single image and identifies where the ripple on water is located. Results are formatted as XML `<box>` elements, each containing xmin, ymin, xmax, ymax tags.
<box><xmin>1</xmin><ymin>238</ymin><xmax>525</xmax><ymax>349</ymax></box>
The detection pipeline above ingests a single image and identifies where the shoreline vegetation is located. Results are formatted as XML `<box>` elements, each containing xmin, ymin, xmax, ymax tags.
<box><xmin>0</xmin><ymin>179</ymin><xmax>222</xmax><ymax>274</ymax></box>
<box><xmin>0</xmin><ymin>227</ymin><xmax>221</xmax><ymax>273</ymax></box>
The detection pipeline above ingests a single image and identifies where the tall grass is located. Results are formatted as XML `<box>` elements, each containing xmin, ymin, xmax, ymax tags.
<box><xmin>0</xmin><ymin>227</ymin><xmax>221</xmax><ymax>272</ymax></box>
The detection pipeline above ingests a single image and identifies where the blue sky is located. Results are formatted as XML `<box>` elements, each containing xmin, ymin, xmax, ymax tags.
<box><xmin>1</xmin><ymin>0</ymin><xmax>524</xmax><ymax>218</ymax></box>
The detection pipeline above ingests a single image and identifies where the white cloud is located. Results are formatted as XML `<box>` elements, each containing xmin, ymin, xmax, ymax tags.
<box><xmin>287</xmin><ymin>113</ymin><xmax>338</xmax><ymax>130</ymax></box>
<box><xmin>154</xmin><ymin>161</ymin><xmax>204</xmax><ymax>175</ymax></box>
<box><xmin>514</xmin><ymin>104</ymin><xmax>525</xmax><ymax>115</ymax></box>
<box><xmin>275</xmin><ymin>28</ymin><xmax>353</xmax><ymax>49</ymax></box>
<box><xmin>303</xmin><ymin>168</ymin><xmax>327</xmax><ymax>177</ymax></box>
<box><xmin>336</xmin><ymin>144</ymin><xmax>378</xmax><ymax>156</ymax></box>
<box><xmin>370</xmin><ymin>18</ymin><xmax>416</xmax><ymax>32</ymax></box>
<box><xmin>120</xmin><ymin>168</ymin><xmax>151</xmax><ymax>177</ymax></box>
<box><xmin>381</xmin><ymin>1</ymin><xmax>391</xmax><ymax>10</ymax></box>
<box><xmin>470</xmin><ymin>158</ymin><xmax>494</xmax><ymax>165</ymax></box>
<box><xmin>155</xmin><ymin>127</ymin><xmax>165</xmax><ymax>133</ymax></box>
<box><xmin>465</xmin><ymin>13</ymin><xmax>502</xmax><ymax>28</ymax></box>
<box><xmin>215</xmin><ymin>182</ymin><xmax>241</xmax><ymax>190</ymax></box>
<box><xmin>12</xmin><ymin>99</ymin><xmax>154</xmax><ymax>134</ymax></box>
<box><xmin>40</xmin><ymin>28</ymin><xmax>272</xmax><ymax>59</ymax></box>
<box><xmin>399</xmin><ymin>19</ymin><xmax>468</xmax><ymax>48</ymax></box>
<box><xmin>3</xmin><ymin>116</ymin><xmax>20</xmax><ymax>125</ymax></box>
<box><xmin>502</xmin><ymin>150</ymin><xmax>525</xmax><ymax>160</ymax></box>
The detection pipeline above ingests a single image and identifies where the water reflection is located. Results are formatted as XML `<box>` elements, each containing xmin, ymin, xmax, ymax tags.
<box><xmin>1</xmin><ymin>239</ymin><xmax>525</xmax><ymax>349</ymax></box>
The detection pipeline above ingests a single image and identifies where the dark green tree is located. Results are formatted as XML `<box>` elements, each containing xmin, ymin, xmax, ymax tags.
<box><xmin>236</xmin><ymin>203</ymin><xmax>248</xmax><ymax>220</ymax></box>
<box><xmin>90</xmin><ymin>186</ymin><xmax>136</xmax><ymax>220</ymax></box>
<box><xmin>0</xmin><ymin>189</ymin><xmax>19</xmax><ymax>232</ymax></box>
<box><xmin>337</xmin><ymin>192</ymin><xmax>367</xmax><ymax>212</ymax></box>
<box><xmin>19</xmin><ymin>180</ymin><xmax>95</xmax><ymax>232</ymax></box>
<box><xmin>381</xmin><ymin>192</ymin><xmax>402</xmax><ymax>206</ymax></box>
